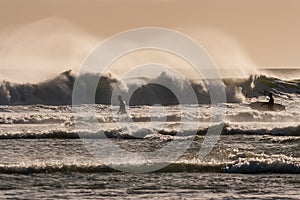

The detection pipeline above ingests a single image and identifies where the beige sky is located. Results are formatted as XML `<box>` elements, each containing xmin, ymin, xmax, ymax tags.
<box><xmin>0</xmin><ymin>0</ymin><xmax>299</xmax><ymax>82</ymax></box>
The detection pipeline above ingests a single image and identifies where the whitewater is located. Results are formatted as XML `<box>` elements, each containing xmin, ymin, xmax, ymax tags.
<box><xmin>0</xmin><ymin>71</ymin><xmax>299</xmax><ymax>199</ymax></box>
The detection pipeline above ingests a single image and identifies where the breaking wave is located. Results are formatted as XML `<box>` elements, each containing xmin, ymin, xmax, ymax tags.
<box><xmin>0</xmin><ymin>70</ymin><xmax>299</xmax><ymax>105</ymax></box>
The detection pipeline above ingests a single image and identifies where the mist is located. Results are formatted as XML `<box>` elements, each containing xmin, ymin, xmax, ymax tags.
<box><xmin>0</xmin><ymin>17</ymin><xmax>98</xmax><ymax>83</ymax></box>
<box><xmin>0</xmin><ymin>17</ymin><xmax>259</xmax><ymax>83</ymax></box>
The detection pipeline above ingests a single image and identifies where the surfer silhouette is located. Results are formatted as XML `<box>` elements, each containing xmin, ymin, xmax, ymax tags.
<box><xmin>250</xmin><ymin>92</ymin><xmax>285</xmax><ymax>111</ymax></box>
<box><xmin>117</xmin><ymin>95</ymin><xmax>127</xmax><ymax>114</ymax></box>
<box><xmin>262</xmin><ymin>92</ymin><xmax>274</xmax><ymax>110</ymax></box>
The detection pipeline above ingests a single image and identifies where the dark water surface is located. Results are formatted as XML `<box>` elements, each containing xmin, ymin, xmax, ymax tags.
<box><xmin>0</xmin><ymin>173</ymin><xmax>299</xmax><ymax>199</ymax></box>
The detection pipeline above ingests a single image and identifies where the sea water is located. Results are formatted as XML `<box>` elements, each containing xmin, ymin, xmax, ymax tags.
<box><xmin>0</xmin><ymin>102</ymin><xmax>299</xmax><ymax>199</ymax></box>
<box><xmin>0</xmin><ymin>73</ymin><xmax>299</xmax><ymax>199</ymax></box>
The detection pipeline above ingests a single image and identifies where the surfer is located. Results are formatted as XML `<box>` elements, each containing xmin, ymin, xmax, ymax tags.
<box><xmin>117</xmin><ymin>95</ymin><xmax>127</xmax><ymax>114</ymax></box>
<box><xmin>250</xmin><ymin>92</ymin><xmax>285</xmax><ymax>111</ymax></box>
<box><xmin>262</xmin><ymin>92</ymin><xmax>274</xmax><ymax>110</ymax></box>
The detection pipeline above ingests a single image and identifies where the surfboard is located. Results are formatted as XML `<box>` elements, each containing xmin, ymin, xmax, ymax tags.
<box><xmin>116</xmin><ymin>113</ymin><xmax>130</xmax><ymax>120</ymax></box>
<box><xmin>249</xmin><ymin>102</ymin><xmax>285</xmax><ymax>111</ymax></box>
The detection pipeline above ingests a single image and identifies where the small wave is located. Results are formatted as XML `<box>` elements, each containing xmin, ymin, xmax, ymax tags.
<box><xmin>0</xmin><ymin>131</ymin><xmax>80</xmax><ymax>139</ymax></box>
<box><xmin>224</xmin><ymin>124</ymin><xmax>300</xmax><ymax>136</ymax></box>
<box><xmin>0</xmin><ymin>129</ymin><xmax>158</xmax><ymax>140</ymax></box>
<box><xmin>270</xmin><ymin>137</ymin><xmax>300</xmax><ymax>143</ymax></box>
<box><xmin>225</xmin><ymin>158</ymin><xmax>300</xmax><ymax>174</ymax></box>
<box><xmin>158</xmin><ymin>123</ymin><xmax>300</xmax><ymax>137</ymax></box>
<box><xmin>0</xmin><ymin>163</ymin><xmax>117</xmax><ymax>174</ymax></box>
<box><xmin>0</xmin><ymin>159</ymin><xmax>299</xmax><ymax>174</ymax></box>
<box><xmin>0</xmin><ymin>162</ymin><xmax>225</xmax><ymax>174</ymax></box>
<box><xmin>0</xmin><ymin>115</ymin><xmax>67</xmax><ymax>124</ymax></box>
<box><xmin>0</xmin><ymin>122</ymin><xmax>300</xmax><ymax>139</ymax></box>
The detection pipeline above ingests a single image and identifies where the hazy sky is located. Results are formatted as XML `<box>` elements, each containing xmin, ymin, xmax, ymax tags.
<box><xmin>0</xmin><ymin>0</ymin><xmax>299</xmax><ymax>82</ymax></box>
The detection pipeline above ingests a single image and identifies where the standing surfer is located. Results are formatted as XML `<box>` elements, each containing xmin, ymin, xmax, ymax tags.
<box><xmin>262</xmin><ymin>92</ymin><xmax>274</xmax><ymax>110</ymax></box>
<box><xmin>117</xmin><ymin>95</ymin><xmax>127</xmax><ymax>114</ymax></box>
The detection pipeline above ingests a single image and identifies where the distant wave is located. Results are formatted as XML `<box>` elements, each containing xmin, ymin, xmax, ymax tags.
<box><xmin>0</xmin><ymin>160</ymin><xmax>298</xmax><ymax>174</ymax></box>
<box><xmin>0</xmin><ymin>70</ymin><xmax>75</xmax><ymax>105</ymax></box>
<box><xmin>0</xmin><ymin>70</ymin><xmax>299</xmax><ymax>105</ymax></box>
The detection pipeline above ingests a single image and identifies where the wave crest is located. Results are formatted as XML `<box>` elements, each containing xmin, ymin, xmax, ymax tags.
<box><xmin>1</xmin><ymin>71</ymin><xmax>299</xmax><ymax>105</ymax></box>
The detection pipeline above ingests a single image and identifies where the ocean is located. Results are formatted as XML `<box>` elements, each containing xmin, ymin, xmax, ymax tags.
<box><xmin>0</xmin><ymin>71</ymin><xmax>299</xmax><ymax>199</ymax></box>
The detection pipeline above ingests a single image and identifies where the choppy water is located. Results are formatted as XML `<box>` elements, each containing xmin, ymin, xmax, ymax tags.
<box><xmin>1</xmin><ymin>173</ymin><xmax>299</xmax><ymax>199</ymax></box>
<box><xmin>0</xmin><ymin>101</ymin><xmax>299</xmax><ymax>199</ymax></box>
<box><xmin>0</xmin><ymin>71</ymin><xmax>300</xmax><ymax>198</ymax></box>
